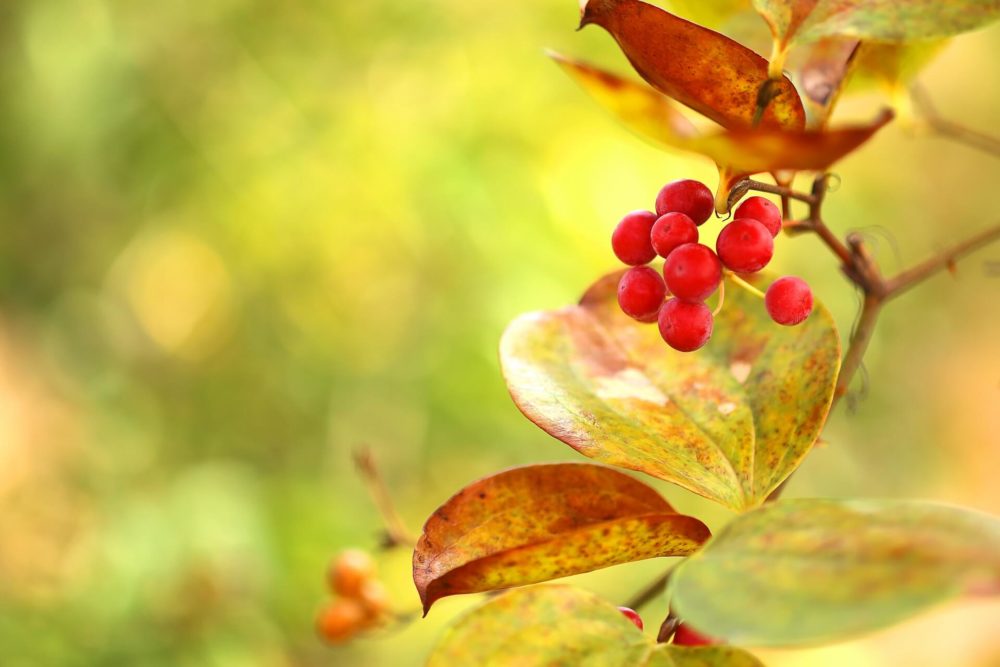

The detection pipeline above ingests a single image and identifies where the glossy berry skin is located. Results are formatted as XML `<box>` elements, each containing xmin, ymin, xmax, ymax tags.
<box><xmin>658</xmin><ymin>299</ymin><xmax>713</xmax><ymax>352</ymax></box>
<box><xmin>618</xmin><ymin>266</ymin><xmax>666</xmax><ymax>321</ymax></box>
<box><xmin>617</xmin><ymin>606</ymin><xmax>644</xmax><ymax>631</ymax></box>
<box><xmin>612</xmin><ymin>210</ymin><xmax>658</xmax><ymax>265</ymax></box>
<box><xmin>735</xmin><ymin>196</ymin><xmax>782</xmax><ymax>237</ymax></box>
<box><xmin>316</xmin><ymin>598</ymin><xmax>367</xmax><ymax>644</ymax></box>
<box><xmin>765</xmin><ymin>276</ymin><xmax>814</xmax><ymax>326</ymax></box>
<box><xmin>673</xmin><ymin>623</ymin><xmax>716</xmax><ymax>647</ymax></box>
<box><xmin>651</xmin><ymin>212</ymin><xmax>699</xmax><ymax>259</ymax></box>
<box><xmin>655</xmin><ymin>179</ymin><xmax>714</xmax><ymax>225</ymax></box>
<box><xmin>716</xmin><ymin>218</ymin><xmax>774</xmax><ymax>273</ymax></box>
<box><xmin>329</xmin><ymin>549</ymin><xmax>376</xmax><ymax>598</ymax></box>
<box><xmin>662</xmin><ymin>243</ymin><xmax>722</xmax><ymax>302</ymax></box>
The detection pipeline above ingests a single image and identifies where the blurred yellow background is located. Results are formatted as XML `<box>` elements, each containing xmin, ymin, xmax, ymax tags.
<box><xmin>0</xmin><ymin>1</ymin><xmax>998</xmax><ymax>665</ymax></box>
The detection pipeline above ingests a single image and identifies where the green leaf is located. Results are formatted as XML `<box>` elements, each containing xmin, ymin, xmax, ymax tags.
<box><xmin>754</xmin><ymin>0</ymin><xmax>1000</xmax><ymax>70</ymax></box>
<box><xmin>670</xmin><ymin>498</ymin><xmax>1000</xmax><ymax>646</ymax></box>
<box><xmin>413</xmin><ymin>463</ymin><xmax>710</xmax><ymax>613</ymax></box>
<box><xmin>580</xmin><ymin>0</ymin><xmax>805</xmax><ymax>131</ymax></box>
<box><xmin>500</xmin><ymin>273</ymin><xmax>840</xmax><ymax>511</ymax></box>
<box><xmin>427</xmin><ymin>585</ymin><xmax>765</xmax><ymax>666</ymax></box>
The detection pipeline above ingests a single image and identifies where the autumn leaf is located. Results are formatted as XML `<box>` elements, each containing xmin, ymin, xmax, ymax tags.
<box><xmin>499</xmin><ymin>272</ymin><xmax>840</xmax><ymax>511</ymax></box>
<box><xmin>755</xmin><ymin>0</ymin><xmax>1000</xmax><ymax>74</ymax></box>
<box><xmin>670</xmin><ymin>499</ymin><xmax>1000</xmax><ymax>645</ymax></box>
<box><xmin>413</xmin><ymin>463</ymin><xmax>709</xmax><ymax>613</ymax></box>
<box><xmin>427</xmin><ymin>585</ymin><xmax>765</xmax><ymax>666</ymax></box>
<box><xmin>579</xmin><ymin>0</ymin><xmax>805</xmax><ymax>131</ymax></box>
<box><xmin>551</xmin><ymin>53</ymin><xmax>891</xmax><ymax>193</ymax></box>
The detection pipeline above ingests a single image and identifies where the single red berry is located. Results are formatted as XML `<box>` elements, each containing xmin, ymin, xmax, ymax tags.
<box><xmin>765</xmin><ymin>276</ymin><xmax>814</xmax><ymax>326</ymax></box>
<box><xmin>611</xmin><ymin>210</ymin><xmax>658</xmax><ymax>265</ymax></box>
<box><xmin>673</xmin><ymin>623</ymin><xmax>716</xmax><ymax>646</ymax></box>
<box><xmin>655</xmin><ymin>179</ymin><xmax>714</xmax><ymax>225</ymax></box>
<box><xmin>658</xmin><ymin>298</ymin><xmax>713</xmax><ymax>352</ymax></box>
<box><xmin>617</xmin><ymin>606</ymin><xmax>644</xmax><ymax>630</ymax></box>
<box><xmin>662</xmin><ymin>243</ymin><xmax>721</xmax><ymax>302</ymax></box>
<box><xmin>716</xmin><ymin>218</ymin><xmax>774</xmax><ymax>273</ymax></box>
<box><xmin>734</xmin><ymin>196</ymin><xmax>782</xmax><ymax>237</ymax></box>
<box><xmin>651</xmin><ymin>212</ymin><xmax>699</xmax><ymax>259</ymax></box>
<box><xmin>618</xmin><ymin>266</ymin><xmax>666</xmax><ymax>321</ymax></box>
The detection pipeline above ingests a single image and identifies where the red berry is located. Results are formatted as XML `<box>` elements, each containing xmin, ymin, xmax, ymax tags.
<box><xmin>655</xmin><ymin>179</ymin><xmax>714</xmax><ymax>225</ymax></box>
<box><xmin>716</xmin><ymin>218</ymin><xmax>774</xmax><ymax>273</ymax></box>
<box><xmin>662</xmin><ymin>243</ymin><xmax>721</xmax><ymax>302</ymax></box>
<box><xmin>658</xmin><ymin>299</ymin><xmax>713</xmax><ymax>352</ymax></box>
<box><xmin>765</xmin><ymin>276</ymin><xmax>814</xmax><ymax>326</ymax></box>
<box><xmin>673</xmin><ymin>623</ymin><xmax>716</xmax><ymax>646</ymax></box>
<box><xmin>651</xmin><ymin>212</ymin><xmax>699</xmax><ymax>259</ymax></box>
<box><xmin>617</xmin><ymin>606</ymin><xmax>644</xmax><ymax>630</ymax></box>
<box><xmin>611</xmin><ymin>210</ymin><xmax>658</xmax><ymax>265</ymax></box>
<box><xmin>618</xmin><ymin>266</ymin><xmax>666</xmax><ymax>321</ymax></box>
<box><xmin>734</xmin><ymin>196</ymin><xmax>782</xmax><ymax>237</ymax></box>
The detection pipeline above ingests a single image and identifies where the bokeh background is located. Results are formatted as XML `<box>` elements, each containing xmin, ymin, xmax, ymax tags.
<box><xmin>0</xmin><ymin>1</ymin><xmax>998</xmax><ymax>665</ymax></box>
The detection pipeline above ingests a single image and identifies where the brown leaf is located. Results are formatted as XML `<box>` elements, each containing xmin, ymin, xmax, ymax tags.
<box><xmin>580</xmin><ymin>0</ymin><xmax>805</xmax><ymax>131</ymax></box>
<box><xmin>413</xmin><ymin>463</ymin><xmax>710</xmax><ymax>613</ymax></box>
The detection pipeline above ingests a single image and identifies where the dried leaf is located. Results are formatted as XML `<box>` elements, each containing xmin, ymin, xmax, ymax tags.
<box><xmin>671</xmin><ymin>499</ymin><xmax>1000</xmax><ymax>645</ymax></box>
<box><xmin>413</xmin><ymin>463</ymin><xmax>709</xmax><ymax>613</ymax></box>
<box><xmin>580</xmin><ymin>0</ymin><xmax>805</xmax><ymax>130</ymax></box>
<box><xmin>500</xmin><ymin>273</ymin><xmax>840</xmax><ymax>511</ymax></box>
<box><xmin>427</xmin><ymin>585</ymin><xmax>765</xmax><ymax>666</ymax></box>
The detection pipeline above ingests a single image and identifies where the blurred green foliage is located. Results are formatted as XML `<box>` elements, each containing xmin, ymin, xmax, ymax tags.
<box><xmin>0</xmin><ymin>1</ymin><xmax>997</xmax><ymax>666</ymax></box>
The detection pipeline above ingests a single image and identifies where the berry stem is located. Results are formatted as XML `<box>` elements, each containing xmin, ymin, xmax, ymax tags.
<box><xmin>354</xmin><ymin>447</ymin><xmax>417</xmax><ymax>548</ymax></box>
<box><xmin>622</xmin><ymin>565</ymin><xmax>676</xmax><ymax>612</ymax></box>
<box><xmin>712</xmin><ymin>277</ymin><xmax>726</xmax><ymax>316</ymax></box>
<box><xmin>725</xmin><ymin>271</ymin><xmax>765</xmax><ymax>299</ymax></box>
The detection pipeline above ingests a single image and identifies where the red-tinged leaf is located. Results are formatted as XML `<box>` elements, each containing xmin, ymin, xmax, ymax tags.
<box><xmin>500</xmin><ymin>273</ymin><xmax>840</xmax><ymax>511</ymax></box>
<box><xmin>797</xmin><ymin>38</ymin><xmax>860</xmax><ymax>125</ymax></box>
<box><xmin>427</xmin><ymin>585</ymin><xmax>766</xmax><ymax>667</ymax></box>
<box><xmin>580</xmin><ymin>0</ymin><xmax>805</xmax><ymax>131</ymax></box>
<box><xmin>692</xmin><ymin>108</ymin><xmax>893</xmax><ymax>180</ymax></box>
<box><xmin>413</xmin><ymin>463</ymin><xmax>710</xmax><ymax>613</ymax></box>
<box><xmin>549</xmin><ymin>52</ymin><xmax>698</xmax><ymax>148</ymax></box>
<box><xmin>755</xmin><ymin>0</ymin><xmax>1000</xmax><ymax>72</ymax></box>
<box><xmin>671</xmin><ymin>499</ymin><xmax>1000</xmax><ymax>645</ymax></box>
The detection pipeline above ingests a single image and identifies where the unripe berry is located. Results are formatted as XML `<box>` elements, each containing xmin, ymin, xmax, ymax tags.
<box><xmin>658</xmin><ymin>299</ymin><xmax>713</xmax><ymax>352</ymax></box>
<box><xmin>734</xmin><ymin>196</ymin><xmax>781</xmax><ymax>237</ymax></box>
<box><xmin>617</xmin><ymin>266</ymin><xmax>666</xmax><ymax>322</ymax></box>
<box><xmin>617</xmin><ymin>606</ymin><xmax>644</xmax><ymax>630</ymax></box>
<box><xmin>662</xmin><ymin>243</ymin><xmax>721</xmax><ymax>302</ymax></box>
<box><xmin>716</xmin><ymin>218</ymin><xmax>774</xmax><ymax>273</ymax></box>
<box><xmin>655</xmin><ymin>179</ymin><xmax>714</xmax><ymax>225</ymax></box>
<box><xmin>316</xmin><ymin>598</ymin><xmax>367</xmax><ymax>644</ymax></box>
<box><xmin>329</xmin><ymin>549</ymin><xmax>376</xmax><ymax>598</ymax></box>
<box><xmin>651</xmin><ymin>212</ymin><xmax>699</xmax><ymax>259</ymax></box>
<box><xmin>765</xmin><ymin>276</ymin><xmax>814</xmax><ymax>326</ymax></box>
<box><xmin>673</xmin><ymin>623</ymin><xmax>716</xmax><ymax>646</ymax></box>
<box><xmin>611</xmin><ymin>210</ymin><xmax>658</xmax><ymax>265</ymax></box>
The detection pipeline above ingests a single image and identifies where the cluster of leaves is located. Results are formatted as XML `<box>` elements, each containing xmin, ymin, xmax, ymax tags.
<box><xmin>411</xmin><ymin>1</ymin><xmax>1000</xmax><ymax>665</ymax></box>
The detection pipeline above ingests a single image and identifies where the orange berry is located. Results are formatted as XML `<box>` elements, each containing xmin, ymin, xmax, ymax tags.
<box><xmin>329</xmin><ymin>549</ymin><xmax>376</xmax><ymax>598</ymax></box>
<box><xmin>316</xmin><ymin>598</ymin><xmax>367</xmax><ymax>644</ymax></box>
<box><xmin>357</xmin><ymin>579</ymin><xmax>391</xmax><ymax>618</ymax></box>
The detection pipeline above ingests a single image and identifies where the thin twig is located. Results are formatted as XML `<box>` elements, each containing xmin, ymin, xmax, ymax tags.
<box><xmin>911</xmin><ymin>84</ymin><xmax>1000</xmax><ymax>158</ymax></box>
<box><xmin>354</xmin><ymin>447</ymin><xmax>417</xmax><ymax>548</ymax></box>
<box><xmin>882</xmin><ymin>224</ymin><xmax>1000</xmax><ymax>299</ymax></box>
<box><xmin>623</xmin><ymin>566</ymin><xmax>675</xmax><ymax>612</ymax></box>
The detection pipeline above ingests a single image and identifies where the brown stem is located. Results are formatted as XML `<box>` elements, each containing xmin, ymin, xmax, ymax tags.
<box><xmin>623</xmin><ymin>566</ymin><xmax>675</xmax><ymax>612</ymax></box>
<box><xmin>911</xmin><ymin>84</ymin><xmax>1000</xmax><ymax>158</ymax></box>
<box><xmin>834</xmin><ymin>293</ymin><xmax>883</xmax><ymax>401</ymax></box>
<box><xmin>882</xmin><ymin>224</ymin><xmax>1000</xmax><ymax>300</ymax></box>
<box><xmin>354</xmin><ymin>447</ymin><xmax>417</xmax><ymax>548</ymax></box>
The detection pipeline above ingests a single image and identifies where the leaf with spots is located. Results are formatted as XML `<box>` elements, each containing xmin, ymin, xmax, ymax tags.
<box><xmin>500</xmin><ymin>272</ymin><xmax>840</xmax><ymax>511</ymax></box>
<box><xmin>754</xmin><ymin>0</ymin><xmax>1000</xmax><ymax>74</ymax></box>
<box><xmin>670</xmin><ymin>499</ymin><xmax>1000</xmax><ymax>645</ymax></box>
<box><xmin>413</xmin><ymin>463</ymin><xmax>710</xmax><ymax>613</ymax></box>
<box><xmin>550</xmin><ymin>53</ymin><xmax>891</xmax><ymax>200</ymax></box>
<box><xmin>579</xmin><ymin>0</ymin><xmax>805</xmax><ymax>131</ymax></box>
<box><xmin>427</xmin><ymin>585</ymin><xmax>765</xmax><ymax>666</ymax></box>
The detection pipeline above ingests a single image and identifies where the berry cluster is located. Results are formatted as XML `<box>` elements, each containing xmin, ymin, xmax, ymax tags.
<box><xmin>316</xmin><ymin>549</ymin><xmax>391</xmax><ymax>645</ymax></box>
<box><xmin>611</xmin><ymin>179</ymin><xmax>814</xmax><ymax>352</ymax></box>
